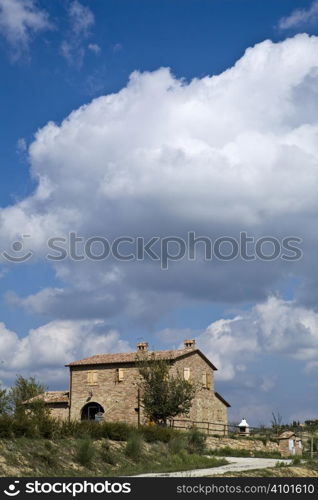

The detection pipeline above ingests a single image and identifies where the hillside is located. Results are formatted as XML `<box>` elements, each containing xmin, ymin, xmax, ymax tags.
<box><xmin>0</xmin><ymin>437</ymin><xmax>226</xmax><ymax>477</ymax></box>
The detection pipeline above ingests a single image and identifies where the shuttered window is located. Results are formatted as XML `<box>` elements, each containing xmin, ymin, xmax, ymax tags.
<box><xmin>183</xmin><ymin>367</ymin><xmax>191</xmax><ymax>381</ymax></box>
<box><xmin>117</xmin><ymin>368</ymin><xmax>124</xmax><ymax>382</ymax></box>
<box><xmin>87</xmin><ymin>371</ymin><xmax>98</xmax><ymax>385</ymax></box>
<box><xmin>202</xmin><ymin>371</ymin><xmax>212</xmax><ymax>389</ymax></box>
<box><xmin>206</xmin><ymin>372</ymin><xmax>212</xmax><ymax>389</ymax></box>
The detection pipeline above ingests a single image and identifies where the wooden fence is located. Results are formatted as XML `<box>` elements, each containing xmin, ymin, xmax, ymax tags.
<box><xmin>169</xmin><ymin>418</ymin><xmax>280</xmax><ymax>439</ymax></box>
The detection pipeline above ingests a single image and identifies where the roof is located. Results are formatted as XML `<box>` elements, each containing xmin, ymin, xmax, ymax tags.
<box><xmin>66</xmin><ymin>348</ymin><xmax>218</xmax><ymax>370</ymax></box>
<box><xmin>215</xmin><ymin>391</ymin><xmax>231</xmax><ymax>408</ymax></box>
<box><xmin>278</xmin><ymin>430</ymin><xmax>296</xmax><ymax>439</ymax></box>
<box><xmin>23</xmin><ymin>391</ymin><xmax>69</xmax><ymax>405</ymax></box>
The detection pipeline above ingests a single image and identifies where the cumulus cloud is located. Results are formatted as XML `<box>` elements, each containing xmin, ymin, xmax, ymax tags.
<box><xmin>1</xmin><ymin>34</ymin><xmax>318</xmax><ymax>325</ymax></box>
<box><xmin>61</xmin><ymin>0</ymin><xmax>95</xmax><ymax>67</ymax></box>
<box><xmin>0</xmin><ymin>319</ymin><xmax>130</xmax><ymax>387</ymax></box>
<box><xmin>0</xmin><ymin>0</ymin><xmax>51</xmax><ymax>59</ymax></box>
<box><xmin>197</xmin><ymin>296</ymin><xmax>318</xmax><ymax>381</ymax></box>
<box><xmin>279</xmin><ymin>1</ymin><xmax>318</xmax><ymax>30</ymax></box>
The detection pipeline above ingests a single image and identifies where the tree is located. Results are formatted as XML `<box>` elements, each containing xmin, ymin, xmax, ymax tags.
<box><xmin>8</xmin><ymin>375</ymin><xmax>46</xmax><ymax>416</ymax></box>
<box><xmin>271</xmin><ymin>411</ymin><xmax>283</xmax><ymax>434</ymax></box>
<box><xmin>138</xmin><ymin>355</ymin><xmax>196</xmax><ymax>425</ymax></box>
<box><xmin>0</xmin><ymin>385</ymin><xmax>10</xmax><ymax>415</ymax></box>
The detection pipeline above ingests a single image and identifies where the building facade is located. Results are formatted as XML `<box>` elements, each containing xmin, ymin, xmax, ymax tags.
<box><xmin>33</xmin><ymin>339</ymin><xmax>230</xmax><ymax>428</ymax></box>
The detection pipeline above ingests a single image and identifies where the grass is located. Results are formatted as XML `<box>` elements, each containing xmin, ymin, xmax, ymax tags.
<box><xmin>0</xmin><ymin>437</ymin><xmax>227</xmax><ymax>477</ymax></box>
<box><xmin>206</xmin><ymin>446</ymin><xmax>282</xmax><ymax>459</ymax></box>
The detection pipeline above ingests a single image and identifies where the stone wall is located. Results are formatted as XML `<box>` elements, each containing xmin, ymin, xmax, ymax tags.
<box><xmin>69</xmin><ymin>363</ymin><xmax>143</xmax><ymax>425</ymax></box>
<box><xmin>69</xmin><ymin>350</ymin><xmax>229</xmax><ymax>426</ymax></box>
<box><xmin>206</xmin><ymin>436</ymin><xmax>279</xmax><ymax>453</ymax></box>
<box><xmin>171</xmin><ymin>353</ymin><xmax>228</xmax><ymax>431</ymax></box>
<box><xmin>48</xmin><ymin>403</ymin><xmax>69</xmax><ymax>421</ymax></box>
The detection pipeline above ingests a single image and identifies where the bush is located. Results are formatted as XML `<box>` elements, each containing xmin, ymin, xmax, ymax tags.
<box><xmin>125</xmin><ymin>433</ymin><xmax>144</xmax><ymax>461</ymax></box>
<box><xmin>292</xmin><ymin>455</ymin><xmax>301</xmax><ymax>465</ymax></box>
<box><xmin>100</xmin><ymin>440</ymin><xmax>117</xmax><ymax>465</ymax></box>
<box><xmin>32</xmin><ymin>442</ymin><xmax>58</xmax><ymax>468</ymax></box>
<box><xmin>76</xmin><ymin>439</ymin><xmax>95</xmax><ymax>467</ymax></box>
<box><xmin>186</xmin><ymin>428</ymin><xmax>206</xmax><ymax>455</ymax></box>
<box><xmin>139</xmin><ymin>425</ymin><xmax>177</xmax><ymax>443</ymax></box>
<box><xmin>0</xmin><ymin>415</ymin><xmax>13</xmax><ymax>438</ymax></box>
<box><xmin>209</xmin><ymin>446</ymin><xmax>250</xmax><ymax>457</ymax></box>
<box><xmin>168</xmin><ymin>436</ymin><xmax>187</xmax><ymax>454</ymax></box>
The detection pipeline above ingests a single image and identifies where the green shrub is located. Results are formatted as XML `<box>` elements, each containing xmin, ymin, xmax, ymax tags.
<box><xmin>186</xmin><ymin>428</ymin><xmax>206</xmax><ymax>454</ymax></box>
<box><xmin>139</xmin><ymin>425</ymin><xmax>177</xmax><ymax>443</ymax></box>
<box><xmin>100</xmin><ymin>440</ymin><xmax>117</xmax><ymax>465</ymax></box>
<box><xmin>168</xmin><ymin>436</ymin><xmax>186</xmax><ymax>454</ymax></box>
<box><xmin>11</xmin><ymin>415</ymin><xmax>39</xmax><ymax>438</ymax></box>
<box><xmin>292</xmin><ymin>455</ymin><xmax>301</xmax><ymax>465</ymax></box>
<box><xmin>32</xmin><ymin>442</ymin><xmax>58</xmax><ymax>468</ymax></box>
<box><xmin>209</xmin><ymin>446</ymin><xmax>250</xmax><ymax>457</ymax></box>
<box><xmin>125</xmin><ymin>433</ymin><xmax>144</xmax><ymax>461</ymax></box>
<box><xmin>0</xmin><ymin>415</ymin><xmax>13</xmax><ymax>437</ymax></box>
<box><xmin>76</xmin><ymin>439</ymin><xmax>95</xmax><ymax>467</ymax></box>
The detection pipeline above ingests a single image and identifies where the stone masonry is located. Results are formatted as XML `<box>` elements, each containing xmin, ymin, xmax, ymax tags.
<box><xmin>30</xmin><ymin>340</ymin><xmax>230</xmax><ymax>428</ymax></box>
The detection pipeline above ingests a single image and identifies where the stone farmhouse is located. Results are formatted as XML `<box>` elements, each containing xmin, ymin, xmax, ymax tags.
<box><xmin>30</xmin><ymin>340</ymin><xmax>230</xmax><ymax>428</ymax></box>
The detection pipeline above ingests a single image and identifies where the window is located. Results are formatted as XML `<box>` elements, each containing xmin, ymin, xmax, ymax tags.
<box><xmin>206</xmin><ymin>372</ymin><xmax>212</xmax><ymax>389</ymax></box>
<box><xmin>183</xmin><ymin>367</ymin><xmax>191</xmax><ymax>381</ymax></box>
<box><xmin>202</xmin><ymin>371</ymin><xmax>212</xmax><ymax>389</ymax></box>
<box><xmin>216</xmin><ymin>409</ymin><xmax>222</xmax><ymax>421</ymax></box>
<box><xmin>117</xmin><ymin>368</ymin><xmax>124</xmax><ymax>382</ymax></box>
<box><xmin>87</xmin><ymin>371</ymin><xmax>98</xmax><ymax>385</ymax></box>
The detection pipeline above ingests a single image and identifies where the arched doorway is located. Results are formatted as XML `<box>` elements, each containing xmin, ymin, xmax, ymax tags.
<box><xmin>81</xmin><ymin>402</ymin><xmax>104</xmax><ymax>421</ymax></box>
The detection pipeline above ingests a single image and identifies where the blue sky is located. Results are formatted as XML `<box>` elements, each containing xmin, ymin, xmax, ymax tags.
<box><xmin>0</xmin><ymin>0</ymin><xmax>318</xmax><ymax>424</ymax></box>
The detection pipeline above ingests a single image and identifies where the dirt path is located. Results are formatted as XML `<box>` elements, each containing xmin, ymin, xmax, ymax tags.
<box><xmin>133</xmin><ymin>457</ymin><xmax>292</xmax><ymax>477</ymax></box>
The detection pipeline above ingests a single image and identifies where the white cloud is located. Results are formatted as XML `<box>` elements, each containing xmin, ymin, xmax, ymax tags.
<box><xmin>279</xmin><ymin>0</ymin><xmax>318</xmax><ymax>30</ymax></box>
<box><xmin>0</xmin><ymin>0</ymin><xmax>51</xmax><ymax>59</ymax></box>
<box><xmin>61</xmin><ymin>0</ymin><xmax>95</xmax><ymax>67</ymax></box>
<box><xmin>0</xmin><ymin>319</ymin><xmax>130</xmax><ymax>387</ymax></box>
<box><xmin>1</xmin><ymin>34</ymin><xmax>318</xmax><ymax>323</ymax></box>
<box><xmin>197</xmin><ymin>296</ymin><xmax>318</xmax><ymax>381</ymax></box>
<box><xmin>88</xmin><ymin>42</ymin><xmax>100</xmax><ymax>54</ymax></box>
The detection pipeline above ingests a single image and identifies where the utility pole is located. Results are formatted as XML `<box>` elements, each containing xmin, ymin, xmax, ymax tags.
<box><xmin>311</xmin><ymin>435</ymin><xmax>314</xmax><ymax>460</ymax></box>
<box><xmin>137</xmin><ymin>388</ymin><xmax>141</xmax><ymax>428</ymax></box>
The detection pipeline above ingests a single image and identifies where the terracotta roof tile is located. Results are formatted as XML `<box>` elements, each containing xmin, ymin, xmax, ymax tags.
<box><xmin>24</xmin><ymin>391</ymin><xmax>69</xmax><ymax>405</ymax></box>
<box><xmin>278</xmin><ymin>431</ymin><xmax>295</xmax><ymax>439</ymax></box>
<box><xmin>66</xmin><ymin>348</ymin><xmax>217</xmax><ymax>370</ymax></box>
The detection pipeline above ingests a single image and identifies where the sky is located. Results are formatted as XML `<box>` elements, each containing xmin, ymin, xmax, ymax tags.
<box><xmin>0</xmin><ymin>0</ymin><xmax>318</xmax><ymax>425</ymax></box>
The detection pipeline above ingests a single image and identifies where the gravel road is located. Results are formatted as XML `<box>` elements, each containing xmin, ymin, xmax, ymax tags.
<box><xmin>133</xmin><ymin>456</ymin><xmax>292</xmax><ymax>477</ymax></box>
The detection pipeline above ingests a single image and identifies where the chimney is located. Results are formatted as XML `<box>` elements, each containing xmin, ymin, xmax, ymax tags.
<box><xmin>184</xmin><ymin>339</ymin><xmax>195</xmax><ymax>350</ymax></box>
<box><xmin>137</xmin><ymin>341</ymin><xmax>149</xmax><ymax>352</ymax></box>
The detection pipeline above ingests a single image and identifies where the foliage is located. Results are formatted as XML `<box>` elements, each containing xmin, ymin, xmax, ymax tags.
<box><xmin>100</xmin><ymin>440</ymin><xmax>117</xmax><ymax>465</ymax></box>
<box><xmin>76</xmin><ymin>439</ymin><xmax>95</xmax><ymax>467</ymax></box>
<box><xmin>0</xmin><ymin>386</ymin><xmax>10</xmax><ymax>415</ymax></box>
<box><xmin>139</xmin><ymin>424</ymin><xmax>177</xmax><ymax>443</ymax></box>
<box><xmin>0</xmin><ymin>436</ymin><xmax>228</xmax><ymax>477</ymax></box>
<box><xmin>186</xmin><ymin>428</ymin><xmax>207</xmax><ymax>454</ymax></box>
<box><xmin>8</xmin><ymin>375</ymin><xmax>46</xmax><ymax>416</ymax></box>
<box><xmin>271</xmin><ymin>411</ymin><xmax>283</xmax><ymax>433</ymax></box>
<box><xmin>0</xmin><ymin>413</ymin><xmax>191</xmax><ymax>445</ymax></box>
<box><xmin>125</xmin><ymin>433</ymin><xmax>144</xmax><ymax>461</ymax></box>
<box><xmin>168</xmin><ymin>435</ymin><xmax>187</xmax><ymax>454</ymax></box>
<box><xmin>292</xmin><ymin>456</ymin><xmax>301</xmax><ymax>465</ymax></box>
<box><xmin>138</xmin><ymin>355</ymin><xmax>196</xmax><ymax>425</ymax></box>
<box><xmin>207</xmin><ymin>446</ymin><xmax>281</xmax><ymax>459</ymax></box>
